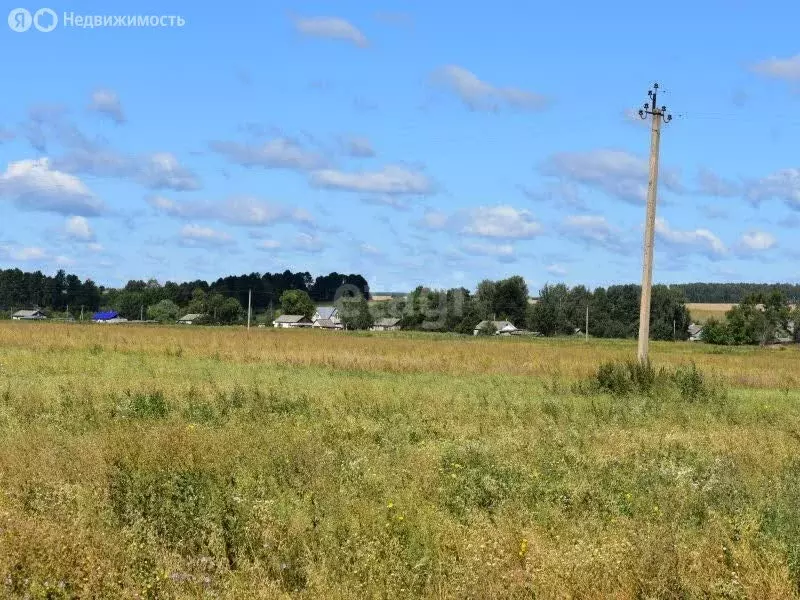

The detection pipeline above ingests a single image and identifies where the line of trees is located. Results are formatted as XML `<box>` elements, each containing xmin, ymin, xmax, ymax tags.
<box><xmin>372</xmin><ymin>278</ymin><xmax>690</xmax><ymax>340</ymax></box>
<box><xmin>702</xmin><ymin>291</ymin><xmax>800</xmax><ymax>345</ymax></box>
<box><xmin>673</xmin><ymin>283</ymin><xmax>800</xmax><ymax>303</ymax></box>
<box><xmin>0</xmin><ymin>268</ymin><xmax>370</xmax><ymax>324</ymax></box>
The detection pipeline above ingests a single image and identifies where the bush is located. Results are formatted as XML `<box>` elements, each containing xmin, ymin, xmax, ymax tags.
<box><xmin>585</xmin><ymin>360</ymin><xmax>723</xmax><ymax>403</ymax></box>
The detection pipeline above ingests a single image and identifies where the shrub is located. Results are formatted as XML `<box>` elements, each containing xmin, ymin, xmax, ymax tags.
<box><xmin>586</xmin><ymin>360</ymin><xmax>723</xmax><ymax>403</ymax></box>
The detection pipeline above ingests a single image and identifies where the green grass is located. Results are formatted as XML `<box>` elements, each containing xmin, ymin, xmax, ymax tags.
<box><xmin>1</xmin><ymin>323</ymin><xmax>800</xmax><ymax>598</ymax></box>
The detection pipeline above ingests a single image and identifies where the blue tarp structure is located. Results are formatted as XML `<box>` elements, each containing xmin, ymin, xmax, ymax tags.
<box><xmin>92</xmin><ymin>310</ymin><xmax>119</xmax><ymax>321</ymax></box>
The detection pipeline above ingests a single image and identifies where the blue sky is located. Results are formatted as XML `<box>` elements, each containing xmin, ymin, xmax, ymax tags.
<box><xmin>2</xmin><ymin>0</ymin><xmax>800</xmax><ymax>293</ymax></box>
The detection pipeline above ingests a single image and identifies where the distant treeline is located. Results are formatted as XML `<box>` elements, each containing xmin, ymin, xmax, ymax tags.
<box><xmin>0</xmin><ymin>268</ymin><xmax>370</xmax><ymax>317</ymax></box>
<box><xmin>672</xmin><ymin>283</ymin><xmax>800</xmax><ymax>303</ymax></box>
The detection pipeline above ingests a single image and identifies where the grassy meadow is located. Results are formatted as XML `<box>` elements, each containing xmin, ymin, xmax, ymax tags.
<box><xmin>687</xmin><ymin>303</ymin><xmax>736</xmax><ymax>324</ymax></box>
<box><xmin>2</xmin><ymin>322</ymin><xmax>800</xmax><ymax>598</ymax></box>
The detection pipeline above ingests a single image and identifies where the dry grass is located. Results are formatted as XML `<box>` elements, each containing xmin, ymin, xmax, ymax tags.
<box><xmin>1</xmin><ymin>321</ymin><xmax>800</xmax><ymax>598</ymax></box>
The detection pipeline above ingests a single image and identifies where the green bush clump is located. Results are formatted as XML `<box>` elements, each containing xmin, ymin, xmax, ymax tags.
<box><xmin>581</xmin><ymin>360</ymin><xmax>724</xmax><ymax>403</ymax></box>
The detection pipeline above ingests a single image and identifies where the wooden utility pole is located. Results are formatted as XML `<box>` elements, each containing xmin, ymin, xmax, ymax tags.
<box><xmin>585</xmin><ymin>304</ymin><xmax>589</xmax><ymax>341</ymax></box>
<box><xmin>247</xmin><ymin>289</ymin><xmax>252</xmax><ymax>330</ymax></box>
<box><xmin>636</xmin><ymin>83</ymin><xmax>672</xmax><ymax>364</ymax></box>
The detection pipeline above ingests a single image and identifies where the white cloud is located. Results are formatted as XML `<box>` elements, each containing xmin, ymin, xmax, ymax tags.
<box><xmin>655</xmin><ymin>217</ymin><xmax>727</xmax><ymax>258</ymax></box>
<box><xmin>89</xmin><ymin>88</ymin><xmax>125</xmax><ymax>124</ymax></box>
<box><xmin>0</xmin><ymin>158</ymin><xmax>104</xmax><ymax>215</ymax></box>
<box><xmin>461</xmin><ymin>205</ymin><xmax>542</xmax><ymax>239</ymax></box>
<box><xmin>461</xmin><ymin>241</ymin><xmax>515</xmax><ymax>259</ymax></box>
<box><xmin>54</xmin><ymin>149</ymin><xmax>200</xmax><ymax>191</ymax></box>
<box><xmin>751</xmin><ymin>55</ymin><xmax>800</xmax><ymax>81</ymax></box>
<box><xmin>432</xmin><ymin>65</ymin><xmax>548</xmax><ymax>112</ymax></box>
<box><xmin>148</xmin><ymin>195</ymin><xmax>313</xmax><ymax>227</ymax></box>
<box><xmin>418</xmin><ymin>205</ymin><xmax>541</xmax><ymax>240</ymax></box>
<box><xmin>87</xmin><ymin>242</ymin><xmax>104</xmax><ymax>253</ymax></box>
<box><xmin>55</xmin><ymin>255</ymin><xmax>75</xmax><ymax>267</ymax></box>
<box><xmin>64</xmin><ymin>215</ymin><xmax>94</xmax><ymax>241</ymax></box>
<box><xmin>256</xmin><ymin>239</ymin><xmax>281</xmax><ymax>250</ymax></box>
<box><xmin>745</xmin><ymin>168</ymin><xmax>800</xmax><ymax>208</ymax></box>
<box><xmin>292</xmin><ymin>232</ymin><xmax>325</xmax><ymax>253</ymax></box>
<box><xmin>5</xmin><ymin>246</ymin><xmax>46</xmax><ymax>261</ymax></box>
<box><xmin>293</xmin><ymin>16</ymin><xmax>368</xmax><ymax>47</ymax></box>
<box><xmin>179</xmin><ymin>224</ymin><xmax>234</xmax><ymax>247</ymax></box>
<box><xmin>210</xmin><ymin>138</ymin><xmax>325</xmax><ymax>171</ymax></box>
<box><xmin>562</xmin><ymin>215</ymin><xmax>626</xmax><ymax>253</ymax></box>
<box><xmin>310</xmin><ymin>165</ymin><xmax>432</xmax><ymax>195</ymax></box>
<box><xmin>546</xmin><ymin>263</ymin><xmax>567</xmax><ymax>276</ymax></box>
<box><xmin>541</xmin><ymin>149</ymin><xmax>682</xmax><ymax>204</ymax></box>
<box><xmin>740</xmin><ymin>230</ymin><xmax>776</xmax><ymax>251</ymax></box>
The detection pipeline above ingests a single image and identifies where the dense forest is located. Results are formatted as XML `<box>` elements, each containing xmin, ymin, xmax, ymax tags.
<box><xmin>672</xmin><ymin>283</ymin><xmax>800</xmax><ymax>303</ymax></box>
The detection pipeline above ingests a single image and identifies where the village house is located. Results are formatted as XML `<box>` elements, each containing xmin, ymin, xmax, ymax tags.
<box><xmin>313</xmin><ymin>306</ymin><xmax>340</xmax><ymax>324</ymax></box>
<box><xmin>273</xmin><ymin>315</ymin><xmax>312</xmax><ymax>328</ymax></box>
<box><xmin>312</xmin><ymin>318</ymin><xmax>343</xmax><ymax>330</ymax></box>
<box><xmin>688</xmin><ymin>323</ymin><xmax>703</xmax><ymax>342</ymax></box>
<box><xmin>371</xmin><ymin>317</ymin><xmax>402</xmax><ymax>331</ymax></box>
<box><xmin>92</xmin><ymin>310</ymin><xmax>129</xmax><ymax>324</ymax></box>
<box><xmin>12</xmin><ymin>309</ymin><xmax>46</xmax><ymax>320</ymax></box>
<box><xmin>473</xmin><ymin>320</ymin><xmax>518</xmax><ymax>336</ymax></box>
<box><xmin>177</xmin><ymin>313</ymin><xmax>205</xmax><ymax>325</ymax></box>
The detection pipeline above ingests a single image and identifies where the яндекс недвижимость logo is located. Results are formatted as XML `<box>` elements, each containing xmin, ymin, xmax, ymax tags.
<box><xmin>8</xmin><ymin>7</ymin><xmax>57</xmax><ymax>32</ymax></box>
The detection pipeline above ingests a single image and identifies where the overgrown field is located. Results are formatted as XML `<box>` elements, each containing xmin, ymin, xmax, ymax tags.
<box><xmin>2</xmin><ymin>322</ymin><xmax>800</xmax><ymax>598</ymax></box>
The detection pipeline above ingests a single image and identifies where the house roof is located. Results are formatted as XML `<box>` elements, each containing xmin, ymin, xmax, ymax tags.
<box><xmin>13</xmin><ymin>309</ymin><xmax>44</xmax><ymax>318</ymax></box>
<box><xmin>274</xmin><ymin>314</ymin><xmax>310</xmax><ymax>323</ymax></box>
<box><xmin>475</xmin><ymin>320</ymin><xmax>517</xmax><ymax>331</ymax></box>
<box><xmin>374</xmin><ymin>317</ymin><xmax>401</xmax><ymax>327</ymax></box>
<box><xmin>178</xmin><ymin>313</ymin><xmax>204</xmax><ymax>321</ymax></box>
<box><xmin>313</xmin><ymin>318</ymin><xmax>340</xmax><ymax>328</ymax></box>
<box><xmin>315</xmin><ymin>306</ymin><xmax>338</xmax><ymax>320</ymax></box>
<box><xmin>92</xmin><ymin>310</ymin><xmax>119</xmax><ymax>320</ymax></box>
<box><xmin>688</xmin><ymin>323</ymin><xmax>703</xmax><ymax>335</ymax></box>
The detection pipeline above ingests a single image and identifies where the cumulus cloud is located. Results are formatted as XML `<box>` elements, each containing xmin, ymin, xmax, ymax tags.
<box><xmin>541</xmin><ymin>149</ymin><xmax>682</xmax><ymax>204</ymax></box>
<box><xmin>210</xmin><ymin>138</ymin><xmax>325</xmax><ymax>171</ymax></box>
<box><xmin>179</xmin><ymin>224</ymin><xmax>234</xmax><ymax>247</ymax></box>
<box><xmin>292</xmin><ymin>232</ymin><xmax>326</xmax><ymax>253</ymax></box>
<box><xmin>54</xmin><ymin>148</ymin><xmax>200</xmax><ymax>191</ymax></box>
<box><xmin>64</xmin><ymin>216</ymin><xmax>95</xmax><ymax>241</ymax></box>
<box><xmin>745</xmin><ymin>168</ymin><xmax>800</xmax><ymax>208</ymax></box>
<box><xmin>89</xmin><ymin>88</ymin><xmax>125</xmax><ymax>124</ymax></box>
<box><xmin>432</xmin><ymin>65</ymin><xmax>548</xmax><ymax>112</ymax></box>
<box><xmin>310</xmin><ymin>164</ymin><xmax>433</xmax><ymax>195</ymax></box>
<box><xmin>461</xmin><ymin>241</ymin><xmax>515</xmax><ymax>260</ymax></box>
<box><xmin>0</xmin><ymin>158</ymin><xmax>104</xmax><ymax>215</ymax></box>
<box><xmin>293</xmin><ymin>16</ymin><xmax>368</xmax><ymax>47</ymax></box>
<box><xmin>751</xmin><ymin>55</ymin><xmax>800</xmax><ymax>81</ymax></box>
<box><xmin>461</xmin><ymin>205</ymin><xmax>542</xmax><ymax>239</ymax></box>
<box><xmin>0</xmin><ymin>245</ymin><xmax>47</xmax><ymax>261</ymax></box>
<box><xmin>561</xmin><ymin>215</ymin><xmax>626</xmax><ymax>253</ymax></box>
<box><xmin>740</xmin><ymin>230</ymin><xmax>776</xmax><ymax>251</ymax></box>
<box><xmin>546</xmin><ymin>264</ymin><xmax>567</xmax><ymax>276</ymax></box>
<box><xmin>655</xmin><ymin>217</ymin><xmax>727</xmax><ymax>258</ymax></box>
<box><xmin>419</xmin><ymin>205</ymin><xmax>542</xmax><ymax>240</ymax></box>
<box><xmin>147</xmin><ymin>195</ymin><xmax>313</xmax><ymax>227</ymax></box>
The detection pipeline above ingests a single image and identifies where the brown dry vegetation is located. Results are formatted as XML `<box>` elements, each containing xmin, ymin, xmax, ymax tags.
<box><xmin>1</xmin><ymin>322</ymin><xmax>800</xmax><ymax>598</ymax></box>
<box><xmin>686</xmin><ymin>303</ymin><xmax>736</xmax><ymax>323</ymax></box>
